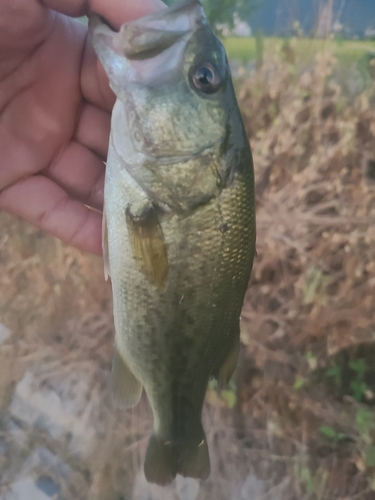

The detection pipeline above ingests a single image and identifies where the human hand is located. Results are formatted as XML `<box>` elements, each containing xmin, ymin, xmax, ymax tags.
<box><xmin>0</xmin><ymin>0</ymin><xmax>163</xmax><ymax>255</ymax></box>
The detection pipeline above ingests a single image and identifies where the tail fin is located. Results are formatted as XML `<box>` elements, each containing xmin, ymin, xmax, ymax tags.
<box><xmin>144</xmin><ymin>433</ymin><xmax>210</xmax><ymax>486</ymax></box>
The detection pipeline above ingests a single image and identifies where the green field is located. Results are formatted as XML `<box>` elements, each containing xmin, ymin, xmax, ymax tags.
<box><xmin>223</xmin><ymin>36</ymin><xmax>375</xmax><ymax>66</ymax></box>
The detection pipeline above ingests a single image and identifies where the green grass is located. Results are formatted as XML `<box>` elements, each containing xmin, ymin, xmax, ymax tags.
<box><xmin>223</xmin><ymin>36</ymin><xmax>375</xmax><ymax>66</ymax></box>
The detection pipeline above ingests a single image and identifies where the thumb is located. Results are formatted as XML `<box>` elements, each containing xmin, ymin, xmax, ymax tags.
<box><xmin>41</xmin><ymin>0</ymin><xmax>165</xmax><ymax>26</ymax></box>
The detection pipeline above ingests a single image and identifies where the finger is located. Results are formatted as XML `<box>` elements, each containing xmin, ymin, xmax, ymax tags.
<box><xmin>40</xmin><ymin>0</ymin><xmax>165</xmax><ymax>23</ymax></box>
<box><xmin>0</xmin><ymin>1</ymin><xmax>48</xmax><ymax>51</ymax></box>
<box><xmin>81</xmin><ymin>39</ymin><xmax>115</xmax><ymax>112</ymax></box>
<box><xmin>44</xmin><ymin>141</ymin><xmax>105</xmax><ymax>211</ymax></box>
<box><xmin>89</xmin><ymin>0</ymin><xmax>166</xmax><ymax>27</ymax></box>
<box><xmin>75</xmin><ymin>102</ymin><xmax>111</xmax><ymax>160</ymax></box>
<box><xmin>0</xmin><ymin>16</ymin><xmax>87</xmax><ymax>191</ymax></box>
<box><xmin>0</xmin><ymin>175</ymin><xmax>102</xmax><ymax>255</ymax></box>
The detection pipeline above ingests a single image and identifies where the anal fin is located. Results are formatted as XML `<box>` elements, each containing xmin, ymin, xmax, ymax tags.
<box><xmin>111</xmin><ymin>348</ymin><xmax>142</xmax><ymax>408</ymax></box>
<box><xmin>217</xmin><ymin>340</ymin><xmax>240</xmax><ymax>389</ymax></box>
<box><xmin>126</xmin><ymin>204</ymin><xmax>168</xmax><ymax>288</ymax></box>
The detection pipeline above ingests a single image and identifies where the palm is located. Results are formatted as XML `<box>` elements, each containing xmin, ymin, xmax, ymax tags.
<box><xmin>0</xmin><ymin>0</ymin><xmax>162</xmax><ymax>255</ymax></box>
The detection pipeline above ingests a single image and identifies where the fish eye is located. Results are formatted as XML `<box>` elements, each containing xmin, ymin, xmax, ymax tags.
<box><xmin>191</xmin><ymin>63</ymin><xmax>222</xmax><ymax>94</ymax></box>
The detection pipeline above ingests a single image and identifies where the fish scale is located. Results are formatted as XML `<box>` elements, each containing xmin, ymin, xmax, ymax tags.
<box><xmin>90</xmin><ymin>0</ymin><xmax>256</xmax><ymax>486</ymax></box>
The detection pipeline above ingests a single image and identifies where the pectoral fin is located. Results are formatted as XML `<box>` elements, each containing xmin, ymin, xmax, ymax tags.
<box><xmin>111</xmin><ymin>348</ymin><xmax>142</xmax><ymax>408</ymax></box>
<box><xmin>126</xmin><ymin>205</ymin><xmax>168</xmax><ymax>288</ymax></box>
<box><xmin>217</xmin><ymin>340</ymin><xmax>240</xmax><ymax>389</ymax></box>
<box><xmin>102</xmin><ymin>206</ymin><xmax>110</xmax><ymax>280</ymax></box>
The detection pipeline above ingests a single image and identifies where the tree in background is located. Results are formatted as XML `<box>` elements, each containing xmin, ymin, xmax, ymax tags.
<box><xmin>164</xmin><ymin>0</ymin><xmax>264</xmax><ymax>34</ymax></box>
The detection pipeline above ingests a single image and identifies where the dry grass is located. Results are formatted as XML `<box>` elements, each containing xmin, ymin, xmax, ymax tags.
<box><xmin>236</xmin><ymin>50</ymin><xmax>375</xmax><ymax>498</ymax></box>
<box><xmin>0</xmin><ymin>49</ymin><xmax>375</xmax><ymax>499</ymax></box>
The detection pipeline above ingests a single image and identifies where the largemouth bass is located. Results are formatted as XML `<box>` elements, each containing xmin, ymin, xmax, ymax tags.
<box><xmin>89</xmin><ymin>0</ymin><xmax>256</xmax><ymax>485</ymax></box>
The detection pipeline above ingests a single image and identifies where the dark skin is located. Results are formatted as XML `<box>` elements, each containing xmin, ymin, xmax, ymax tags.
<box><xmin>0</xmin><ymin>0</ymin><xmax>164</xmax><ymax>255</ymax></box>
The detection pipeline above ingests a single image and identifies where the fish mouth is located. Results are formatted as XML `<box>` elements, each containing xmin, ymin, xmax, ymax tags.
<box><xmin>89</xmin><ymin>14</ymin><xmax>116</xmax><ymax>37</ymax></box>
<box><xmin>92</xmin><ymin>14</ymin><xmax>117</xmax><ymax>33</ymax></box>
<box><xmin>89</xmin><ymin>0</ymin><xmax>204</xmax><ymax>61</ymax></box>
<box><xmin>89</xmin><ymin>8</ymin><xmax>202</xmax><ymax>89</ymax></box>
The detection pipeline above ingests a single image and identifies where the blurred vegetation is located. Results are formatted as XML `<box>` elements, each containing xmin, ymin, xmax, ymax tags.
<box><xmin>235</xmin><ymin>39</ymin><xmax>375</xmax><ymax>499</ymax></box>
<box><xmin>163</xmin><ymin>0</ymin><xmax>264</xmax><ymax>33</ymax></box>
<box><xmin>224</xmin><ymin>36</ymin><xmax>375</xmax><ymax>67</ymax></box>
